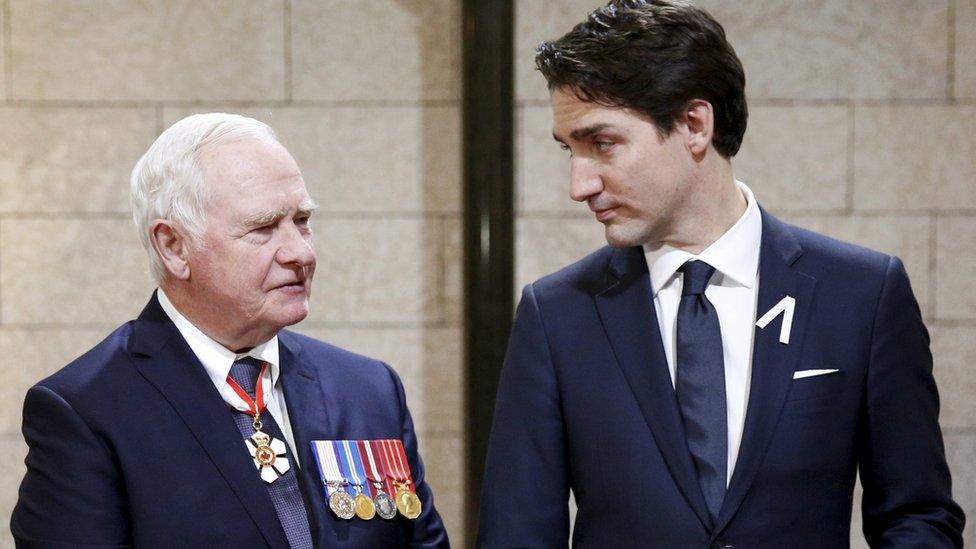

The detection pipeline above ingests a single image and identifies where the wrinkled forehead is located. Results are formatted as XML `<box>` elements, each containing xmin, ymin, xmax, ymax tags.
<box><xmin>198</xmin><ymin>139</ymin><xmax>312</xmax><ymax>215</ymax></box>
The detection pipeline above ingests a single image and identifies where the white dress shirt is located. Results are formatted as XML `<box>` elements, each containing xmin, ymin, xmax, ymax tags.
<box><xmin>157</xmin><ymin>289</ymin><xmax>300</xmax><ymax>465</ymax></box>
<box><xmin>642</xmin><ymin>180</ymin><xmax>762</xmax><ymax>483</ymax></box>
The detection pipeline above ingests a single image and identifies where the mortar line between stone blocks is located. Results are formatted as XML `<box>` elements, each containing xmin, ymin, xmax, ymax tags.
<box><xmin>0</xmin><ymin>212</ymin><xmax>131</xmax><ymax>220</ymax></box>
<box><xmin>519</xmin><ymin>98</ymin><xmax>976</xmax><ymax>108</ymax></box>
<box><xmin>283</xmin><ymin>0</ymin><xmax>293</xmax><ymax>103</ymax></box>
<box><xmin>0</xmin><ymin>98</ymin><xmax>461</xmax><ymax>109</ymax></box>
<box><xmin>3</xmin><ymin>320</ymin><xmax>450</xmax><ymax>331</ymax></box>
<box><xmin>928</xmin><ymin>318</ymin><xmax>976</xmax><ymax>328</ymax></box>
<box><xmin>436</xmin><ymin>215</ymin><xmax>447</xmax><ymax>325</ymax></box>
<box><xmin>0</xmin><ymin>210</ymin><xmax>462</xmax><ymax>220</ymax></box>
<box><xmin>948</xmin><ymin>0</ymin><xmax>956</xmax><ymax>100</ymax></box>
<box><xmin>417</xmin><ymin>430</ymin><xmax>463</xmax><ymax>439</ymax></box>
<box><xmin>154</xmin><ymin>105</ymin><xmax>164</xmax><ymax>136</ymax></box>
<box><xmin>943</xmin><ymin>427</ymin><xmax>976</xmax><ymax>436</ymax></box>
<box><xmin>3</xmin><ymin>0</ymin><xmax>11</xmax><ymax>100</ymax></box>
<box><xmin>845</xmin><ymin>102</ymin><xmax>855</xmax><ymax>213</ymax></box>
<box><xmin>929</xmin><ymin>212</ymin><xmax>939</xmax><ymax>321</ymax></box>
<box><xmin>0</xmin><ymin>219</ymin><xmax>4</xmax><ymax>325</ymax></box>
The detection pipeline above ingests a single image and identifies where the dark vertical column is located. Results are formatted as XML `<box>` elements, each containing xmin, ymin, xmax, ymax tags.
<box><xmin>462</xmin><ymin>0</ymin><xmax>514</xmax><ymax>542</ymax></box>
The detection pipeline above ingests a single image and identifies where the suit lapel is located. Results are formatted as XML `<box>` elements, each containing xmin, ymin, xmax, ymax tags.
<box><xmin>595</xmin><ymin>247</ymin><xmax>714</xmax><ymax>530</ymax></box>
<box><xmin>277</xmin><ymin>333</ymin><xmax>335</xmax><ymax>543</ymax></box>
<box><xmin>714</xmin><ymin>210</ymin><xmax>817</xmax><ymax>534</ymax></box>
<box><xmin>128</xmin><ymin>295</ymin><xmax>290</xmax><ymax>549</ymax></box>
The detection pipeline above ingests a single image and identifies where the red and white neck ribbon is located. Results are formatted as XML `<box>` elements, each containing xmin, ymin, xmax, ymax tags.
<box><xmin>225</xmin><ymin>362</ymin><xmax>269</xmax><ymax>419</ymax></box>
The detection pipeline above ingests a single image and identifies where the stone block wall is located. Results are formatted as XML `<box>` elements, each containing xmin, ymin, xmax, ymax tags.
<box><xmin>0</xmin><ymin>1</ymin><xmax>463</xmax><ymax>545</ymax></box>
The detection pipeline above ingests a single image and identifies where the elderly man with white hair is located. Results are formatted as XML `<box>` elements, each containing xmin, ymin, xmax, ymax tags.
<box><xmin>11</xmin><ymin>113</ymin><xmax>449</xmax><ymax>548</ymax></box>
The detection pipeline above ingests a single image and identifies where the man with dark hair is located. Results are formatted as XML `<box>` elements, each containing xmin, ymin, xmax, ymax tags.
<box><xmin>478</xmin><ymin>1</ymin><xmax>964</xmax><ymax>547</ymax></box>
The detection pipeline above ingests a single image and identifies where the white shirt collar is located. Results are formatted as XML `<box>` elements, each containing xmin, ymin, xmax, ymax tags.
<box><xmin>642</xmin><ymin>180</ymin><xmax>762</xmax><ymax>296</ymax></box>
<box><xmin>156</xmin><ymin>288</ymin><xmax>281</xmax><ymax>392</ymax></box>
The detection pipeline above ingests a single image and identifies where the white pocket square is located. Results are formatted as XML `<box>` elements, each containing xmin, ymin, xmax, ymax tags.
<box><xmin>793</xmin><ymin>368</ymin><xmax>839</xmax><ymax>380</ymax></box>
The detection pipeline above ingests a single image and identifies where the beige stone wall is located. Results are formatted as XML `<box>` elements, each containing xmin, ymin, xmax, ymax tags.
<box><xmin>516</xmin><ymin>0</ymin><xmax>976</xmax><ymax>546</ymax></box>
<box><xmin>0</xmin><ymin>0</ymin><xmax>463</xmax><ymax>546</ymax></box>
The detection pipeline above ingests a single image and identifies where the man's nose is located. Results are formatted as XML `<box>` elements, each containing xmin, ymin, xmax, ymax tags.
<box><xmin>569</xmin><ymin>158</ymin><xmax>603</xmax><ymax>203</ymax></box>
<box><xmin>276</xmin><ymin>224</ymin><xmax>316</xmax><ymax>266</ymax></box>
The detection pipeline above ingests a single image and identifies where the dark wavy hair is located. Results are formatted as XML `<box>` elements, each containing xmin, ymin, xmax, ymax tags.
<box><xmin>535</xmin><ymin>0</ymin><xmax>747</xmax><ymax>158</ymax></box>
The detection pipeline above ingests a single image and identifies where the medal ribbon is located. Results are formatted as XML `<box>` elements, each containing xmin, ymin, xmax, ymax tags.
<box><xmin>391</xmin><ymin>439</ymin><xmax>417</xmax><ymax>493</ymax></box>
<box><xmin>331</xmin><ymin>441</ymin><xmax>355</xmax><ymax>496</ymax></box>
<box><xmin>340</xmin><ymin>440</ymin><xmax>373</xmax><ymax>497</ymax></box>
<box><xmin>370</xmin><ymin>440</ymin><xmax>398</xmax><ymax>497</ymax></box>
<box><xmin>225</xmin><ymin>361</ymin><xmax>269</xmax><ymax>420</ymax></box>
<box><xmin>358</xmin><ymin>440</ymin><xmax>384</xmax><ymax>497</ymax></box>
<box><xmin>380</xmin><ymin>439</ymin><xmax>415</xmax><ymax>493</ymax></box>
<box><xmin>311</xmin><ymin>440</ymin><xmax>347</xmax><ymax>496</ymax></box>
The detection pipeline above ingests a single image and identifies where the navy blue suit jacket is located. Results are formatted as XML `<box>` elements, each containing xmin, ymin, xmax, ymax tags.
<box><xmin>12</xmin><ymin>294</ymin><xmax>448</xmax><ymax>548</ymax></box>
<box><xmin>479</xmin><ymin>210</ymin><xmax>964</xmax><ymax>548</ymax></box>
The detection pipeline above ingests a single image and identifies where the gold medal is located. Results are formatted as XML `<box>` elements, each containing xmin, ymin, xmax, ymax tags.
<box><xmin>394</xmin><ymin>484</ymin><xmax>422</xmax><ymax>519</ymax></box>
<box><xmin>354</xmin><ymin>492</ymin><xmax>376</xmax><ymax>520</ymax></box>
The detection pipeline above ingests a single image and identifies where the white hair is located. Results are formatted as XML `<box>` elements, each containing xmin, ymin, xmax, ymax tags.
<box><xmin>130</xmin><ymin>113</ymin><xmax>279</xmax><ymax>283</ymax></box>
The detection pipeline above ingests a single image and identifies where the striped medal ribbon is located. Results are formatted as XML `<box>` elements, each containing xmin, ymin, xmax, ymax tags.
<box><xmin>311</xmin><ymin>440</ymin><xmax>355</xmax><ymax>519</ymax></box>
<box><xmin>360</xmin><ymin>440</ymin><xmax>397</xmax><ymax>519</ymax></box>
<box><xmin>379</xmin><ymin>439</ymin><xmax>422</xmax><ymax>519</ymax></box>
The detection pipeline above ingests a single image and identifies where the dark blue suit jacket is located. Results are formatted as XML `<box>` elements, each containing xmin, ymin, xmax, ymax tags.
<box><xmin>12</xmin><ymin>294</ymin><xmax>448</xmax><ymax>548</ymax></box>
<box><xmin>478</xmin><ymin>210</ymin><xmax>964</xmax><ymax>548</ymax></box>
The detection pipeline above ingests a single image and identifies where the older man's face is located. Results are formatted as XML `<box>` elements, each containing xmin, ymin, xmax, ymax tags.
<box><xmin>189</xmin><ymin>138</ymin><xmax>316</xmax><ymax>345</ymax></box>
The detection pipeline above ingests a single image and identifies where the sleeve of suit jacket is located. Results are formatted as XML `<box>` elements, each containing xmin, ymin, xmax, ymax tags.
<box><xmin>858</xmin><ymin>256</ymin><xmax>966</xmax><ymax>547</ymax></box>
<box><xmin>477</xmin><ymin>284</ymin><xmax>571</xmax><ymax>548</ymax></box>
<box><xmin>383</xmin><ymin>361</ymin><xmax>451</xmax><ymax>548</ymax></box>
<box><xmin>11</xmin><ymin>384</ymin><xmax>132</xmax><ymax>548</ymax></box>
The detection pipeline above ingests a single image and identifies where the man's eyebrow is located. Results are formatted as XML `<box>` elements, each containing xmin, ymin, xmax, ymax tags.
<box><xmin>241</xmin><ymin>199</ymin><xmax>319</xmax><ymax>228</ymax></box>
<box><xmin>242</xmin><ymin>209</ymin><xmax>287</xmax><ymax>228</ymax></box>
<box><xmin>553</xmin><ymin>123</ymin><xmax>614</xmax><ymax>144</ymax></box>
<box><xmin>298</xmin><ymin>198</ymin><xmax>319</xmax><ymax>215</ymax></box>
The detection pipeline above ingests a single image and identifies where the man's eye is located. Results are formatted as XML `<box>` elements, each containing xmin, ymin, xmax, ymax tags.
<box><xmin>559</xmin><ymin>143</ymin><xmax>570</xmax><ymax>151</ymax></box>
<box><xmin>296</xmin><ymin>217</ymin><xmax>311</xmax><ymax>227</ymax></box>
<box><xmin>594</xmin><ymin>141</ymin><xmax>614</xmax><ymax>152</ymax></box>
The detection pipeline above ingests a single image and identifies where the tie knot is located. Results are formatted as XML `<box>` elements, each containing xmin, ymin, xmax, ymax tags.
<box><xmin>228</xmin><ymin>356</ymin><xmax>264</xmax><ymax>395</ymax></box>
<box><xmin>679</xmin><ymin>260</ymin><xmax>716</xmax><ymax>297</ymax></box>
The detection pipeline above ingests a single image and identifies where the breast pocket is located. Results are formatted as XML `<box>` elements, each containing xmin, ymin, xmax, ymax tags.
<box><xmin>786</xmin><ymin>369</ymin><xmax>846</xmax><ymax>402</ymax></box>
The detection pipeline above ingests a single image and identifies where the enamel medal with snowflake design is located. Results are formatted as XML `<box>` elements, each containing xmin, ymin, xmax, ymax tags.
<box><xmin>227</xmin><ymin>361</ymin><xmax>290</xmax><ymax>484</ymax></box>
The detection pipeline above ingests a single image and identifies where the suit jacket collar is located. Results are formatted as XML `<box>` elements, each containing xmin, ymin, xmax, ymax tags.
<box><xmin>712</xmin><ymin>207</ymin><xmax>817</xmax><ymax>536</ymax></box>
<box><xmin>597</xmin><ymin>207</ymin><xmax>817</xmax><ymax>536</ymax></box>
<box><xmin>129</xmin><ymin>293</ymin><xmax>291</xmax><ymax>549</ymax></box>
<box><xmin>599</xmin><ymin>246</ymin><xmax>716</xmax><ymax>530</ymax></box>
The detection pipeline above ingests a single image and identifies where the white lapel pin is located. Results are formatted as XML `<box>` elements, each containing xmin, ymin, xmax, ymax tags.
<box><xmin>756</xmin><ymin>295</ymin><xmax>796</xmax><ymax>345</ymax></box>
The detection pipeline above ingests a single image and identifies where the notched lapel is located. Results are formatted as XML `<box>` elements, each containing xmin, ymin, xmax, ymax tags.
<box><xmin>276</xmin><ymin>333</ymin><xmax>338</xmax><ymax>543</ymax></box>
<box><xmin>715</xmin><ymin>211</ymin><xmax>818</xmax><ymax>535</ymax></box>
<box><xmin>129</xmin><ymin>296</ymin><xmax>290</xmax><ymax>549</ymax></box>
<box><xmin>595</xmin><ymin>247</ymin><xmax>714</xmax><ymax>531</ymax></box>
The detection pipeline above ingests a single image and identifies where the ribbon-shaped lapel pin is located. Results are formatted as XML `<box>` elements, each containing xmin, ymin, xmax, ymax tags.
<box><xmin>756</xmin><ymin>295</ymin><xmax>796</xmax><ymax>345</ymax></box>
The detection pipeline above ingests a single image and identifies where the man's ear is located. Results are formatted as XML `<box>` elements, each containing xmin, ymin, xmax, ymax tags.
<box><xmin>683</xmin><ymin>99</ymin><xmax>715</xmax><ymax>159</ymax></box>
<box><xmin>149</xmin><ymin>220</ymin><xmax>192</xmax><ymax>280</ymax></box>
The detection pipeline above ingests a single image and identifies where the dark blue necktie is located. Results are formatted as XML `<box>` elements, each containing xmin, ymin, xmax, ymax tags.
<box><xmin>228</xmin><ymin>357</ymin><xmax>313</xmax><ymax>549</ymax></box>
<box><xmin>675</xmin><ymin>260</ymin><xmax>727</xmax><ymax>520</ymax></box>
